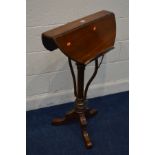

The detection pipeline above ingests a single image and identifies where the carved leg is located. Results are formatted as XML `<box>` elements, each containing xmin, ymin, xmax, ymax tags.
<box><xmin>85</xmin><ymin>108</ymin><xmax>98</xmax><ymax>118</ymax></box>
<box><xmin>52</xmin><ymin>109</ymin><xmax>77</xmax><ymax>125</ymax></box>
<box><xmin>79</xmin><ymin>113</ymin><xmax>93</xmax><ymax>149</ymax></box>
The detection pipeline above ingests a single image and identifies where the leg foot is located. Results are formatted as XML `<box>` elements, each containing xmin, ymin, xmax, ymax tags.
<box><xmin>86</xmin><ymin>108</ymin><xmax>98</xmax><ymax>118</ymax></box>
<box><xmin>52</xmin><ymin>117</ymin><xmax>67</xmax><ymax>125</ymax></box>
<box><xmin>52</xmin><ymin>109</ymin><xmax>76</xmax><ymax>125</ymax></box>
<box><xmin>79</xmin><ymin>113</ymin><xmax>93</xmax><ymax>149</ymax></box>
<box><xmin>82</xmin><ymin>130</ymin><xmax>93</xmax><ymax>149</ymax></box>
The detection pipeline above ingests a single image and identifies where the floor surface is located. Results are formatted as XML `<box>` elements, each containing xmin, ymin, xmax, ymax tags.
<box><xmin>27</xmin><ymin>91</ymin><xmax>129</xmax><ymax>155</ymax></box>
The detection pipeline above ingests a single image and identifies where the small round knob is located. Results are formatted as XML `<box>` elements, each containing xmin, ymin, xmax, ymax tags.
<box><xmin>80</xmin><ymin>20</ymin><xmax>86</xmax><ymax>23</ymax></box>
<box><xmin>67</xmin><ymin>42</ymin><xmax>71</xmax><ymax>47</ymax></box>
<box><xmin>93</xmin><ymin>26</ymin><xmax>96</xmax><ymax>31</ymax></box>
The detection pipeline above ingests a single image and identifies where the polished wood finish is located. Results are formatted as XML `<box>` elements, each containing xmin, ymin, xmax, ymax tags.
<box><xmin>52</xmin><ymin>61</ymin><xmax>98</xmax><ymax>149</ymax></box>
<box><xmin>41</xmin><ymin>10</ymin><xmax>116</xmax><ymax>149</ymax></box>
<box><xmin>42</xmin><ymin>10</ymin><xmax>116</xmax><ymax>64</ymax></box>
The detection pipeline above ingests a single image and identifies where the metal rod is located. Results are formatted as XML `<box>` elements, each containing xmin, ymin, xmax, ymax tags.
<box><xmin>68</xmin><ymin>58</ymin><xmax>77</xmax><ymax>97</ymax></box>
<box><xmin>84</xmin><ymin>59</ymin><xmax>99</xmax><ymax>100</ymax></box>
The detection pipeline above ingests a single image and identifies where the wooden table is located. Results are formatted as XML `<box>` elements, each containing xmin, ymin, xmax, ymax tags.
<box><xmin>42</xmin><ymin>10</ymin><xmax>116</xmax><ymax>149</ymax></box>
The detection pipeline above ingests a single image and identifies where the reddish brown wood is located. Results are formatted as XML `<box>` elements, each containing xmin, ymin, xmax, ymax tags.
<box><xmin>42</xmin><ymin>10</ymin><xmax>116</xmax><ymax>64</ymax></box>
<box><xmin>52</xmin><ymin>60</ymin><xmax>99</xmax><ymax>149</ymax></box>
<box><xmin>42</xmin><ymin>10</ymin><xmax>116</xmax><ymax>149</ymax></box>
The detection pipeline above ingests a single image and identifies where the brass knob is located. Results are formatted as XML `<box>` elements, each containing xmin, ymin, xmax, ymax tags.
<box><xmin>93</xmin><ymin>26</ymin><xmax>96</xmax><ymax>31</ymax></box>
<box><xmin>67</xmin><ymin>42</ymin><xmax>71</xmax><ymax>47</ymax></box>
<box><xmin>80</xmin><ymin>20</ymin><xmax>86</xmax><ymax>23</ymax></box>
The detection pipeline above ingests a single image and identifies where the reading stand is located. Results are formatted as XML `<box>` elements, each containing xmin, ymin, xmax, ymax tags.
<box><xmin>42</xmin><ymin>10</ymin><xmax>116</xmax><ymax>149</ymax></box>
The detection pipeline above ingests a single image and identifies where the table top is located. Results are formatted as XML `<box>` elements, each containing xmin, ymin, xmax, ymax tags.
<box><xmin>42</xmin><ymin>10</ymin><xmax>116</xmax><ymax>64</ymax></box>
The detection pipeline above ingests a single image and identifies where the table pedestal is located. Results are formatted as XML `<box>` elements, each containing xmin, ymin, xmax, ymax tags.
<box><xmin>52</xmin><ymin>57</ymin><xmax>103</xmax><ymax>149</ymax></box>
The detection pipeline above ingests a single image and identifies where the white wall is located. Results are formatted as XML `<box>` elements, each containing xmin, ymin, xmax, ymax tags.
<box><xmin>26</xmin><ymin>0</ymin><xmax>129</xmax><ymax>110</ymax></box>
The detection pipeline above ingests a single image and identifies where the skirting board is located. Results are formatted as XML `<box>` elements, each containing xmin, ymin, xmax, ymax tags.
<box><xmin>26</xmin><ymin>79</ymin><xmax>129</xmax><ymax>111</ymax></box>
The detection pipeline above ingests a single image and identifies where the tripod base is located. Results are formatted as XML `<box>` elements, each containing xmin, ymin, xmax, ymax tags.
<box><xmin>51</xmin><ymin>60</ymin><xmax>101</xmax><ymax>149</ymax></box>
<box><xmin>52</xmin><ymin>108</ymin><xmax>97</xmax><ymax>149</ymax></box>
